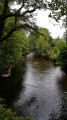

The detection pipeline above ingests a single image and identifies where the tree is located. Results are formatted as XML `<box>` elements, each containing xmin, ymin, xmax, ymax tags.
<box><xmin>28</xmin><ymin>30</ymin><xmax>39</xmax><ymax>51</ymax></box>
<box><xmin>58</xmin><ymin>43</ymin><xmax>67</xmax><ymax>71</ymax></box>
<box><xmin>0</xmin><ymin>0</ymin><xmax>47</xmax><ymax>43</ymax></box>
<box><xmin>48</xmin><ymin>0</ymin><xmax>67</xmax><ymax>42</ymax></box>
<box><xmin>63</xmin><ymin>16</ymin><xmax>67</xmax><ymax>42</ymax></box>
<box><xmin>0</xmin><ymin>30</ymin><xmax>29</xmax><ymax>73</ymax></box>
<box><xmin>36</xmin><ymin>28</ymin><xmax>53</xmax><ymax>58</ymax></box>
<box><xmin>48</xmin><ymin>0</ymin><xmax>67</xmax><ymax>20</ymax></box>
<box><xmin>28</xmin><ymin>28</ymin><xmax>53</xmax><ymax>58</ymax></box>
<box><xmin>50</xmin><ymin>38</ymin><xmax>66</xmax><ymax>63</ymax></box>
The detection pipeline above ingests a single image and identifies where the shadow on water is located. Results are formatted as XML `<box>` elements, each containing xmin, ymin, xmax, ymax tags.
<box><xmin>0</xmin><ymin>53</ymin><xmax>67</xmax><ymax>120</ymax></box>
<box><xmin>57</xmin><ymin>73</ymin><xmax>67</xmax><ymax>119</ymax></box>
<box><xmin>0</xmin><ymin>62</ymin><xmax>26</xmax><ymax>106</ymax></box>
<box><xmin>12</xmin><ymin>54</ymin><xmax>67</xmax><ymax>120</ymax></box>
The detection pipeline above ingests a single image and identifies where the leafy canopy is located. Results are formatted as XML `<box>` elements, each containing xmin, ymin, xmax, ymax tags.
<box><xmin>0</xmin><ymin>0</ymin><xmax>47</xmax><ymax>42</ymax></box>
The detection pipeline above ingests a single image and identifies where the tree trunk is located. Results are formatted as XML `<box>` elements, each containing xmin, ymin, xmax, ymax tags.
<box><xmin>0</xmin><ymin>0</ymin><xmax>9</xmax><ymax>41</ymax></box>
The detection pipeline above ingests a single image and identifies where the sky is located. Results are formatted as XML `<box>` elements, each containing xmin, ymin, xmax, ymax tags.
<box><xmin>35</xmin><ymin>10</ymin><xmax>65</xmax><ymax>38</ymax></box>
<box><xmin>11</xmin><ymin>2</ymin><xmax>65</xmax><ymax>39</ymax></box>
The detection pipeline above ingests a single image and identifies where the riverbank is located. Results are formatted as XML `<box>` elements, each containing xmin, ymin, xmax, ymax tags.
<box><xmin>0</xmin><ymin>53</ymin><xmax>67</xmax><ymax>120</ymax></box>
<box><xmin>0</xmin><ymin>102</ymin><xmax>34</xmax><ymax>120</ymax></box>
<box><xmin>33</xmin><ymin>51</ymin><xmax>67</xmax><ymax>74</ymax></box>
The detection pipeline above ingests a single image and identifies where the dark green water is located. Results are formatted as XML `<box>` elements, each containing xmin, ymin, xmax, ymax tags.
<box><xmin>0</xmin><ymin>53</ymin><xmax>67</xmax><ymax>120</ymax></box>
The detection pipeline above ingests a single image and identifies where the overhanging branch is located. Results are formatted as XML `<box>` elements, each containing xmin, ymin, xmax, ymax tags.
<box><xmin>0</xmin><ymin>28</ymin><xmax>15</xmax><ymax>42</ymax></box>
<box><xmin>0</xmin><ymin>6</ymin><xmax>39</xmax><ymax>22</ymax></box>
<box><xmin>0</xmin><ymin>23</ymin><xmax>45</xmax><ymax>43</ymax></box>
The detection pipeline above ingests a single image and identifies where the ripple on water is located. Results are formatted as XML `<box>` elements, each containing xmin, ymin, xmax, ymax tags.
<box><xmin>13</xmin><ymin>55</ymin><xmax>66</xmax><ymax>120</ymax></box>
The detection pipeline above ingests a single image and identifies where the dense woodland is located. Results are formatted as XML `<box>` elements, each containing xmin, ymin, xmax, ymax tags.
<box><xmin>29</xmin><ymin>28</ymin><xmax>67</xmax><ymax>71</ymax></box>
<box><xmin>0</xmin><ymin>0</ymin><xmax>67</xmax><ymax>120</ymax></box>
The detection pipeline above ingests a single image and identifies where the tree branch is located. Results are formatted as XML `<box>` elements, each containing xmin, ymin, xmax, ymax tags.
<box><xmin>0</xmin><ymin>6</ymin><xmax>39</xmax><ymax>22</ymax></box>
<box><xmin>0</xmin><ymin>23</ymin><xmax>45</xmax><ymax>43</ymax></box>
<box><xmin>0</xmin><ymin>28</ymin><xmax>15</xmax><ymax>42</ymax></box>
<box><xmin>0</xmin><ymin>23</ymin><xmax>36</xmax><ymax>42</ymax></box>
<box><xmin>0</xmin><ymin>14</ymin><xmax>15</xmax><ymax>22</ymax></box>
<box><xmin>17</xmin><ymin>0</ymin><xmax>24</xmax><ymax>12</ymax></box>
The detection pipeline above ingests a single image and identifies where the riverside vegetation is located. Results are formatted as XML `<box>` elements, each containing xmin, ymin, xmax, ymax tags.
<box><xmin>28</xmin><ymin>28</ymin><xmax>67</xmax><ymax>72</ymax></box>
<box><xmin>0</xmin><ymin>27</ymin><xmax>67</xmax><ymax>120</ymax></box>
<box><xmin>0</xmin><ymin>0</ymin><xmax>67</xmax><ymax>119</ymax></box>
<box><xmin>0</xmin><ymin>27</ymin><xmax>67</xmax><ymax>75</ymax></box>
<box><xmin>0</xmin><ymin>98</ymin><xmax>34</xmax><ymax>120</ymax></box>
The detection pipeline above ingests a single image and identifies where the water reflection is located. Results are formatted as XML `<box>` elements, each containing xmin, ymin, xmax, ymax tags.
<box><xmin>13</xmin><ymin>54</ymin><xmax>67</xmax><ymax>120</ymax></box>
<box><xmin>0</xmin><ymin>53</ymin><xmax>67</xmax><ymax>120</ymax></box>
<box><xmin>0</xmin><ymin>63</ymin><xmax>26</xmax><ymax>106</ymax></box>
<box><xmin>57</xmin><ymin>73</ymin><xmax>67</xmax><ymax>119</ymax></box>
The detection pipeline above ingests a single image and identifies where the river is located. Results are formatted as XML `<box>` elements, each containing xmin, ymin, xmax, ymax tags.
<box><xmin>0</xmin><ymin>53</ymin><xmax>67</xmax><ymax>120</ymax></box>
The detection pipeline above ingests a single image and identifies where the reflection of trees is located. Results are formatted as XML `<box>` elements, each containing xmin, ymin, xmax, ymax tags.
<box><xmin>30</xmin><ymin>57</ymin><xmax>52</xmax><ymax>71</ymax></box>
<box><xmin>61</xmin><ymin>75</ymin><xmax>67</xmax><ymax>119</ymax></box>
<box><xmin>57</xmin><ymin>74</ymin><xmax>67</xmax><ymax>119</ymax></box>
<box><xmin>58</xmin><ymin>74</ymin><xmax>67</xmax><ymax>92</ymax></box>
<box><xmin>0</xmin><ymin>62</ymin><xmax>26</xmax><ymax>106</ymax></box>
<box><xmin>49</xmin><ymin>110</ymin><xmax>63</xmax><ymax>120</ymax></box>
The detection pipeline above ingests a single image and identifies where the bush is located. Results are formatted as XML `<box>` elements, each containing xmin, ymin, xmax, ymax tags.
<box><xmin>0</xmin><ymin>99</ymin><xmax>34</xmax><ymax>120</ymax></box>
<box><xmin>58</xmin><ymin>44</ymin><xmax>67</xmax><ymax>71</ymax></box>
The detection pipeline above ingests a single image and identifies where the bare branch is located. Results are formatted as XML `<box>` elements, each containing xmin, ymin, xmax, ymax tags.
<box><xmin>17</xmin><ymin>0</ymin><xmax>25</xmax><ymax>12</ymax></box>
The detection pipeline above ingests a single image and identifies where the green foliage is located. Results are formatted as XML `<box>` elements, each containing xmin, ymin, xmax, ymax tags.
<box><xmin>58</xmin><ymin>43</ymin><xmax>67</xmax><ymax>71</ymax></box>
<box><xmin>28</xmin><ymin>28</ymin><xmax>53</xmax><ymax>59</ymax></box>
<box><xmin>0</xmin><ymin>98</ymin><xmax>4</xmax><ymax>104</ymax></box>
<box><xmin>0</xmin><ymin>0</ymin><xmax>48</xmax><ymax>42</ymax></box>
<box><xmin>0</xmin><ymin>0</ymin><xmax>67</xmax><ymax>73</ymax></box>
<box><xmin>50</xmin><ymin>38</ymin><xmax>65</xmax><ymax>62</ymax></box>
<box><xmin>0</xmin><ymin>1</ymin><xmax>4</xmax><ymax>15</ymax></box>
<box><xmin>0</xmin><ymin>104</ymin><xmax>34</xmax><ymax>120</ymax></box>
<box><xmin>28</xmin><ymin>31</ymin><xmax>39</xmax><ymax>51</ymax></box>
<box><xmin>4</xmin><ymin>17</ymin><xmax>15</xmax><ymax>35</ymax></box>
<box><xmin>36</xmin><ymin>38</ymin><xmax>51</xmax><ymax>58</ymax></box>
<box><xmin>48</xmin><ymin>0</ymin><xmax>67</xmax><ymax>19</ymax></box>
<box><xmin>0</xmin><ymin>30</ymin><xmax>29</xmax><ymax>73</ymax></box>
<box><xmin>49</xmin><ymin>38</ymin><xmax>67</xmax><ymax>71</ymax></box>
<box><xmin>29</xmin><ymin>29</ymin><xmax>67</xmax><ymax>71</ymax></box>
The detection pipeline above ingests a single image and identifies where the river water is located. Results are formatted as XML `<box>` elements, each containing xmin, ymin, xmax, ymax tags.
<box><xmin>0</xmin><ymin>53</ymin><xmax>67</xmax><ymax>120</ymax></box>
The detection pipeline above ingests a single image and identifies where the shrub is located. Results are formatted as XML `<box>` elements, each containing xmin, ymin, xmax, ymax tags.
<box><xmin>0</xmin><ymin>103</ymin><xmax>34</xmax><ymax>120</ymax></box>
<box><xmin>58</xmin><ymin>44</ymin><xmax>67</xmax><ymax>71</ymax></box>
